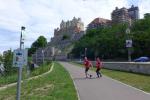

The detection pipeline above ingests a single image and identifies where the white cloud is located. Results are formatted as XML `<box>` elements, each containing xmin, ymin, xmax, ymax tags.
<box><xmin>0</xmin><ymin>0</ymin><xmax>30</xmax><ymax>31</ymax></box>
<box><xmin>0</xmin><ymin>0</ymin><xmax>149</xmax><ymax>54</ymax></box>
<box><xmin>138</xmin><ymin>0</ymin><xmax>150</xmax><ymax>18</ymax></box>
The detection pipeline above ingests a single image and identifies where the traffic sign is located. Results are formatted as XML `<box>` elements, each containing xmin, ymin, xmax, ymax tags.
<box><xmin>13</xmin><ymin>49</ymin><xmax>28</xmax><ymax>67</ymax></box>
<box><xmin>126</xmin><ymin>40</ymin><xmax>132</xmax><ymax>48</ymax></box>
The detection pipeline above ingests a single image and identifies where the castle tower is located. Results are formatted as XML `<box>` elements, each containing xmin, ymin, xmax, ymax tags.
<box><xmin>111</xmin><ymin>5</ymin><xmax>139</xmax><ymax>24</ymax></box>
<box><xmin>128</xmin><ymin>5</ymin><xmax>139</xmax><ymax>20</ymax></box>
<box><xmin>111</xmin><ymin>7</ymin><xmax>131</xmax><ymax>24</ymax></box>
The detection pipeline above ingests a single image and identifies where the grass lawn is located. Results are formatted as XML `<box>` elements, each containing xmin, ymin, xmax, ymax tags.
<box><xmin>0</xmin><ymin>62</ymin><xmax>78</xmax><ymax>100</ymax></box>
<box><xmin>0</xmin><ymin>63</ymin><xmax>51</xmax><ymax>87</ymax></box>
<box><xmin>71</xmin><ymin>62</ymin><xmax>150</xmax><ymax>93</ymax></box>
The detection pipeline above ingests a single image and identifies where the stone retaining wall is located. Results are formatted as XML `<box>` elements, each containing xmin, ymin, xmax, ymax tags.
<box><xmin>75</xmin><ymin>61</ymin><xmax>150</xmax><ymax>75</ymax></box>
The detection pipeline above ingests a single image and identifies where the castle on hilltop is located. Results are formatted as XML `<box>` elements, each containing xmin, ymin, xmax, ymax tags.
<box><xmin>44</xmin><ymin>17</ymin><xmax>84</xmax><ymax>61</ymax></box>
<box><xmin>52</xmin><ymin>17</ymin><xmax>84</xmax><ymax>40</ymax></box>
<box><xmin>32</xmin><ymin>17</ymin><xmax>85</xmax><ymax>63</ymax></box>
<box><xmin>49</xmin><ymin>17</ymin><xmax>84</xmax><ymax>48</ymax></box>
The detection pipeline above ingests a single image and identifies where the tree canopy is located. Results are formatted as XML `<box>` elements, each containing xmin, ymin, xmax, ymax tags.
<box><xmin>3</xmin><ymin>49</ymin><xmax>14</xmax><ymax>74</ymax></box>
<box><xmin>28</xmin><ymin>36</ymin><xmax>47</xmax><ymax>56</ymax></box>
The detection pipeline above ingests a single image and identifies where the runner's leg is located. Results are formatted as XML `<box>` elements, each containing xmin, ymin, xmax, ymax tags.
<box><xmin>96</xmin><ymin>69</ymin><xmax>99</xmax><ymax>77</ymax></box>
<box><xmin>85</xmin><ymin>68</ymin><xmax>89</xmax><ymax>78</ymax></box>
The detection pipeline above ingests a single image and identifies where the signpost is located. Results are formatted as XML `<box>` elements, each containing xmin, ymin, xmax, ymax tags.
<box><xmin>126</xmin><ymin>40</ymin><xmax>132</xmax><ymax>48</ymax></box>
<box><xmin>13</xmin><ymin>49</ymin><xmax>28</xmax><ymax>67</ymax></box>
<box><xmin>126</xmin><ymin>28</ymin><xmax>132</xmax><ymax>62</ymax></box>
<box><xmin>13</xmin><ymin>26</ymin><xmax>26</xmax><ymax>100</ymax></box>
<box><xmin>85</xmin><ymin>48</ymin><xmax>87</xmax><ymax>57</ymax></box>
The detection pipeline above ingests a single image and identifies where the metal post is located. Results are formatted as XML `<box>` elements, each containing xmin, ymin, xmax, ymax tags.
<box><xmin>42</xmin><ymin>50</ymin><xmax>44</xmax><ymax>64</ymax></box>
<box><xmin>36</xmin><ymin>50</ymin><xmax>37</xmax><ymax>64</ymax></box>
<box><xmin>16</xmin><ymin>26</ymin><xmax>25</xmax><ymax>100</ymax></box>
<box><xmin>128</xmin><ymin>48</ymin><xmax>131</xmax><ymax>62</ymax></box>
<box><xmin>126</xmin><ymin>27</ymin><xmax>132</xmax><ymax>62</ymax></box>
<box><xmin>80</xmin><ymin>52</ymin><xmax>81</xmax><ymax>62</ymax></box>
<box><xmin>85</xmin><ymin>48</ymin><xmax>87</xmax><ymax>57</ymax></box>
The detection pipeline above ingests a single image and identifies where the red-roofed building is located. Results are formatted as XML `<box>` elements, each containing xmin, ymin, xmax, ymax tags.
<box><xmin>87</xmin><ymin>18</ymin><xmax>112</xmax><ymax>30</ymax></box>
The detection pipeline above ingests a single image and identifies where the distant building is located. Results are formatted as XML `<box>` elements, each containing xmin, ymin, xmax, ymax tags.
<box><xmin>32</xmin><ymin>48</ymin><xmax>44</xmax><ymax>65</ymax></box>
<box><xmin>49</xmin><ymin>17</ymin><xmax>84</xmax><ymax>61</ymax></box>
<box><xmin>87</xmin><ymin>18</ymin><xmax>112</xmax><ymax>30</ymax></box>
<box><xmin>128</xmin><ymin>5</ymin><xmax>139</xmax><ymax>20</ymax></box>
<box><xmin>111</xmin><ymin>5</ymin><xmax>139</xmax><ymax>24</ymax></box>
<box><xmin>53</xmin><ymin>18</ymin><xmax>83</xmax><ymax>42</ymax></box>
<box><xmin>111</xmin><ymin>7</ymin><xmax>130</xmax><ymax>24</ymax></box>
<box><xmin>49</xmin><ymin>17</ymin><xmax>84</xmax><ymax>47</ymax></box>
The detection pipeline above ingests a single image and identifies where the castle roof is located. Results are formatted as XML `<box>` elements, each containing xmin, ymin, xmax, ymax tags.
<box><xmin>89</xmin><ymin>18</ymin><xmax>111</xmax><ymax>24</ymax></box>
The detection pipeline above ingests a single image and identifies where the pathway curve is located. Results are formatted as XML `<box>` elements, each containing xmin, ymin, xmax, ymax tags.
<box><xmin>59</xmin><ymin>62</ymin><xmax>150</xmax><ymax>100</ymax></box>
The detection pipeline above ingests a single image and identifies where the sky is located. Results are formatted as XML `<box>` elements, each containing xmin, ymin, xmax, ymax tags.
<box><xmin>0</xmin><ymin>0</ymin><xmax>150</xmax><ymax>54</ymax></box>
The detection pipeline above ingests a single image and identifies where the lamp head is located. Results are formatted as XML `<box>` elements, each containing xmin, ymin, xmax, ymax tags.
<box><xmin>21</xmin><ymin>26</ymin><xmax>25</xmax><ymax>30</ymax></box>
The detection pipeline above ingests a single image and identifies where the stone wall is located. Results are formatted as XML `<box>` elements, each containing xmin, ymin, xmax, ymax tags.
<box><xmin>102</xmin><ymin>62</ymin><xmax>150</xmax><ymax>75</ymax></box>
<box><xmin>75</xmin><ymin>61</ymin><xmax>150</xmax><ymax>75</ymax></box>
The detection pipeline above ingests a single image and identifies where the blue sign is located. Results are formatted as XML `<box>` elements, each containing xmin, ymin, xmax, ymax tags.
<box><xmin>13</xmin><ymin>49</ymin><xmax>28</xmax><ymax>67</ymax></box>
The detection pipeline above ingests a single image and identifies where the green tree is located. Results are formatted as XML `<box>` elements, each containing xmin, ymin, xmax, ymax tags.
<box><xmin>144</xmin><ymin>13</ymin><xmax>150</xmax><ymax>19</ymax></box>
<box><xmin>0</xmin><ymin>54</ymin><xmax>3</xmax><ymax>62</ymax></box>
<box><xmin>72</xmin><ymin>23</ymin><xmax>127</xmax><ymax>60</ymax></box>
<box><xmin>28</xmin><ymin>36</ymin><xmax>47</xmax><ymax>56</ymax></box>
<box><xmin>3</xmin><ymin>50</ymin><xmax>14</xmax><ymax>74</ymax></box>
<box><xmin>131</xmin><ymin>13</ymin><xmax>150</xmax><ymax>57</ymax></box>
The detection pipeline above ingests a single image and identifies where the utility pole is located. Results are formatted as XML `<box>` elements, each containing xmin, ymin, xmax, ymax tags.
<box><xmin>16</xmin><ymin>26</ymin><xmax>25</xmax><ymax>100</ymax></box>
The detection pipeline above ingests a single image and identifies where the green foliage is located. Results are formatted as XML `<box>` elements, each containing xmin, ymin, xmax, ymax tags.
<box><xmin>0</xmin><ymin>54</ymin><xmax>3</xmax><ymax>62</ymax></box>
<box><xmin>72</xmin><ymin>16</ymin><xmax>150</xmax><ymax>60</ymax></box>
<box><xmin>72</xmin><ymin>23</ymin><xmax>127</xmax><ymax>59</ymax></box>
<box><xmin>3</xmin><ymin>50</ymin><xmax>14</xmax><ymax>74</ymax></box>
<box><xmin>0</xmin><ymin>62</ymin><xmax>52</xmax><ymax>86</ymax></box>
<box><xmin>131</xmin><ymin>15</ymin><xmax>150</xmax><ymax>57</ymax></box>
<box><xmin>28</xmin><ymin>36</ymin><xmax>47</xmax><ymax>56</ymax></box>
<box><xmin>144</xmin><ymin>13</ymin><xmax>150</xmax><ymax>19</ymax></box>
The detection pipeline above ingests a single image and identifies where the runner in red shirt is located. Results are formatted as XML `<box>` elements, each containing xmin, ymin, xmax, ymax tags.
<box><xmin>84</xmin><ymin>57</ymin><xmax>93</xmax><ymax>78</ymax></box>
<box><xmin>96</xmin><ymin>57</ymin><xmax>102</xmax><ymax>78</ymax></box>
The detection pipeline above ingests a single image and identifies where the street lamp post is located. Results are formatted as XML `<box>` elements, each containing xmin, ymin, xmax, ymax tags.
<box><xmin>16</xmin><ymin>26</ymin><xmax>25</xmax><ymax>100</ymax></box>
<box><xmin>80</xmin><ymin>52</ymin><xmax>81</xmax><ymax>62</ymax></box>
<box><xmin>85</xmin><ymin>48</ymin><xmax>87</xmax><ymax>57</ymax></box>
<box><xmin>126</xmin><ymin>27</ymin><xmax>132</xmax><ymax>62</ymax></box>
<box><xmin>42</xmin><ymin>49</ymin><xmax>44</xmax><ymax>64</ymax></box>
<box><xmin>35</xmin><ymin>50</ymin><xmax>37</xmax><ymax>64</ymax></box>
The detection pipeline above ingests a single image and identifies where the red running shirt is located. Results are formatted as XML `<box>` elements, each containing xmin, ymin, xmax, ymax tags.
<box><xmin>84</xmin><ymin>60</ymin><xmax>90</xmax><ymax>68</ymax></box>
<box><xmin>96</xmin><ymin>60</ymin><xmax>102</xmax><ymax>69</ymax></box>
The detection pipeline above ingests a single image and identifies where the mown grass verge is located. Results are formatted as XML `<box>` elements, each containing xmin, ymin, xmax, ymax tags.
<box><xmin>71</xmin><ymin>62</ymin><xmax>150</xmax><ymax>93</ymax></box>
<box><xmin>0</xmin><ymin>63</ymin><xmax>51</xmax><ymax>87</ymax></box>
<box><xmin>0</xmin><ymin>62</ymin><xmax>78</xmax><ymax>100</ymax></box>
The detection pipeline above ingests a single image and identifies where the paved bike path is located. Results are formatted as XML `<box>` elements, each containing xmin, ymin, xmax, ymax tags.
<box><xmin>59</xmin><ymin>62</ymin><xmax>150</xmax><ymax>100</ymax></box>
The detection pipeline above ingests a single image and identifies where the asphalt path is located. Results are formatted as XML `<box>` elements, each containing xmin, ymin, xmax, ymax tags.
<box><xmin>59</xmin><ymin>62</ymin><xmax>150</xmax><ymax>100</ymax></box>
